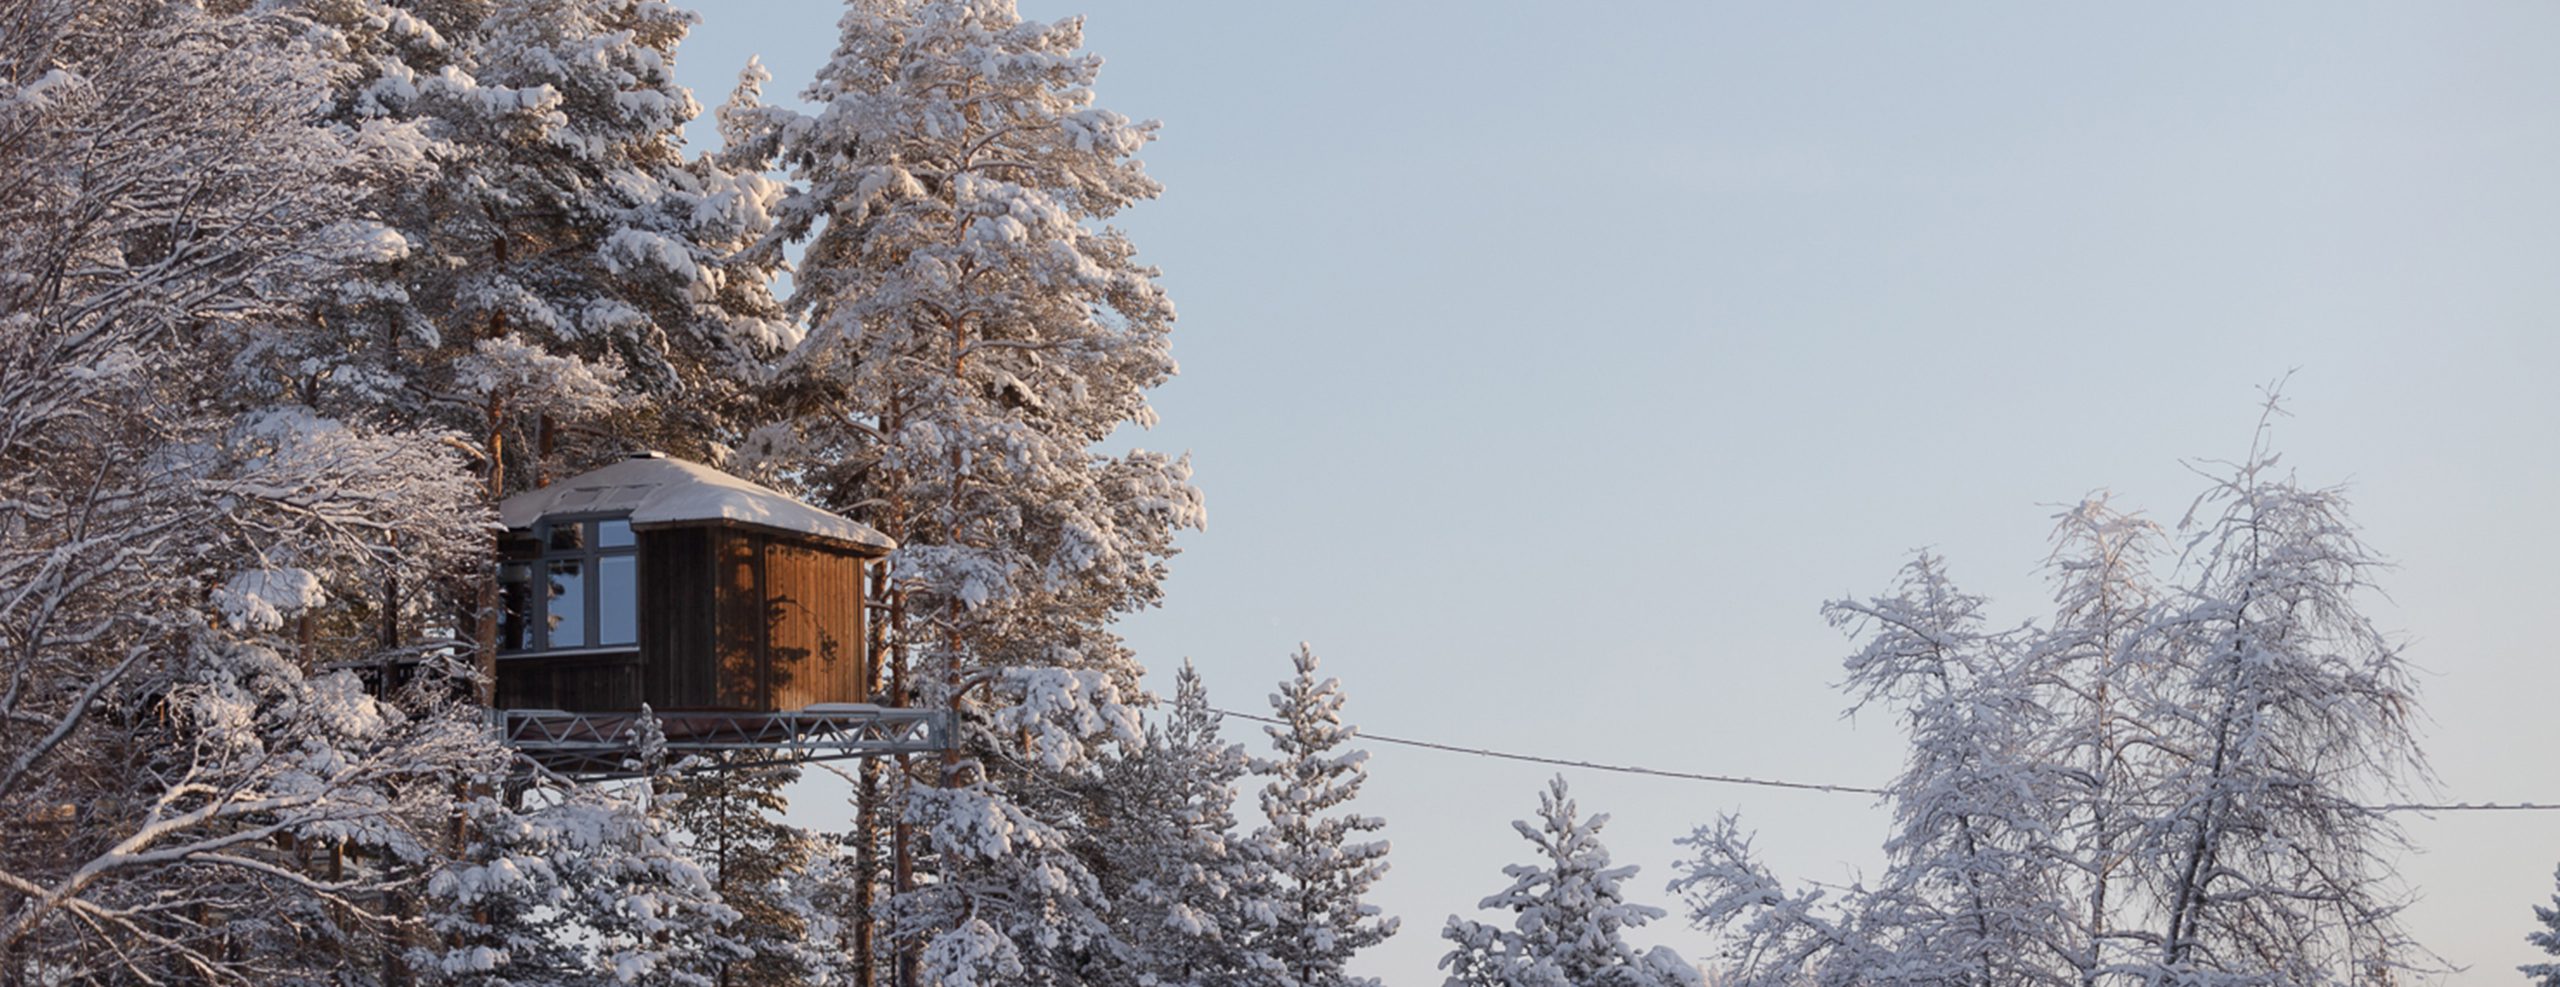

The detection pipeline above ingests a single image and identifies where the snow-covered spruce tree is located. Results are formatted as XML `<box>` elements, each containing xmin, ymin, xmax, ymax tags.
<box><xmin>728</xmin><ymin>0</ymin><xmax>1201</xmax><ymax>978</ymax></box>
<box><xmin>1087</xmin><ymin>661</ymin><xmax>1278</xmax><ymax>987</ymax></box>
<box><xmin>0</xmin><ymin>1</ymin><xmax>512</xmax><ymax>980</ymax></box>
<box><xmin>666</xmin><ymin>755</ymin><xmax>826</xmax><ymax>987</ymax></box>
<box><xmin>887</xmin><ymin>668</ymin><xmax>1148</xmax><ymax>985</ymax></box>
<box><xmin>2524</xmin><ymin>866</ymin><xmax>2560</xmax><ymax>987</ymax></box>
<box><xmin>2127</xmin><ymin>402</ymin><xmax>2428</xmax><ymax>985</ymax></box>
<box><xmin>1440</xmin><ymin>776</ymin><xmax>1700</xmax><ymax>987</ymax></box>
<box><xmin>1251</xmin><ymin>645</ymin><xmax>1398</xmax><ymax>987</ymax></box>
<box><xmin>420</xmin><ymin>780</ymin><xmax>746</xmax><ymax>986</ymax></box>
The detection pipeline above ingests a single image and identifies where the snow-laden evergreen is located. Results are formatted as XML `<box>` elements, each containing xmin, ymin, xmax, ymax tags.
<box><xmin>1440</xmin><ymin>777</ymin><xmax>1700</xmax><ymax>987</ymax></box>
<box><xmin>2525</xmin><ymin>866</ymin><xmax>2560</xmax><ymax>987</ymax></box>
<box><xmin>734</xmin><ymin>0</ymin><xmax>1203</xmax><ymax>664</ymax></box>
<box><xmin>420</xmin><ymin>771</ymin><xmax>744</xmax><ymax>986</ymax></box>
<box><xmin>1090</xmin><ymin>662</ymin><xmax>1283</xmax><ymax>987</ymax></box>
<box><xmin>886</xmin><ymin>668</ymin><xmax>1147</xmax><ymax>986</ymax></box>
<box><xmin>1252</xmin><ymin>646</ymin><xmax>1398</xmax><ymax>987</ymax></box>
<box><xmin>665</xmin><ymin>756</ymin><xmax>826</xmax><ymax>987</ymax></box>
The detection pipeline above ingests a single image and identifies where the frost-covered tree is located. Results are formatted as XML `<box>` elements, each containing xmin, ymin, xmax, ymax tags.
<box><xmin>0</xmin><ymin>0</ymin><xmax>510</xmax><ymax>979</ymax></box>
<box><xmin>2033</xmin><ymin>496</ymin><xmax>2168</xmax><ymax>984</ymax></box>
<box><xmin>1678</xmin><ymin>556</ymin><xmax>2073</xmax><ymax>987</ymax></box>
<box><xmin>1251</xmin><ymin>645</ymin><xmax>1397</xmax><ymax>987</ymax></box>
<box><xmin>1089</xmin><ymin>661</ymin><xmax>1278</xmax><ymax>987</ymax></box>
<box><xmin>1441</xmin><ymin>777</ymin><xmax>1700</xmax><ymax>987</ymax></box>
<box><xmin>1828</xmin><ymin>553</ymin><xmax>2076</xmax><ymax>987</ymax></box>
<box><xmin>2127</xmin><ymin>405</ymin><xmax>2427</xmax><ymax>985</ymax></box>
<box><xmin>1675</xmin><ymin>394</ymin><xmax>2432</xmax><ymax>987</ymax></box>
<box><xmin>2524</xmin><ymin>866</ymin><xmax>2560</xmax><ymax>987</ymax></box>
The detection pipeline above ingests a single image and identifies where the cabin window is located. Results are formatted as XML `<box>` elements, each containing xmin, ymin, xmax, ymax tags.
<box><xmin>502</xmin><ymin>517</ymin><xmax>638</xmax><ymax>654</ymax></box>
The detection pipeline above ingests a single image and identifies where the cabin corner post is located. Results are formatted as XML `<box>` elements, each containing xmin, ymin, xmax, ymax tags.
<box><xmin>852</xmin><ymin>558</ymin><xmax>891</xmax><ymax>987</ymax></box>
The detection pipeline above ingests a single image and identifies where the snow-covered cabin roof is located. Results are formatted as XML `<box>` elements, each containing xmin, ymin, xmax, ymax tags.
<box><xmin>498</xmin><ymin>453</ymin><xmax>895</xmax><ymax>553</ymax></box>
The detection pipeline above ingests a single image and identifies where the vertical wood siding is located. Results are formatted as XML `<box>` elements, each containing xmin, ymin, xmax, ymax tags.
<box><xmin>507</xmin><ymin>522</ymin><xmax>876</xmax><ymax>713</ymax></box>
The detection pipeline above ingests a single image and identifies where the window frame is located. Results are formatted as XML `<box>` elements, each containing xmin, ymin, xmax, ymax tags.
<box><xmin>500</xmin><ymin>513</ymin><xmax>641</xmax><ymax>657</ymax></box>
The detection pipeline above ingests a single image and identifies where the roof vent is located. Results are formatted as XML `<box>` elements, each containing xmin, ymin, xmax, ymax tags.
<box><xmin>629</xmin><ymin>450</ymin><xmax>667</xmax><ymax>460</ymax></box>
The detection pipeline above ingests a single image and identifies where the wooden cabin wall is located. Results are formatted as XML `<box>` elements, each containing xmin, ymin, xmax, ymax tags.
<box><xmin>624</xmin><ymin>525</ymin><xmax>873</xmax><ymax>711</ymax></box>
<box><xmin>504</xmin><ymin>524</ymin><xmax>877</xmax><ymax>713</ymax></box>
<box><xmin>761</xmin><ymin>538</ymin><xmax>869</xmax><ymax>710</ymax></box>
<box><xmin>712</xmin><ymin>529</ymin><xmax>765</xmax><ymax>709</ymax></box>
<box><xmin>496</xmin><ymin>653</ymin><xmax>641</xmax><ymax>711</ymax></box>
<box><xmin>638</xmin><ymin>527</ymin><xmax>718</xmax><ymax>710</ymax></box>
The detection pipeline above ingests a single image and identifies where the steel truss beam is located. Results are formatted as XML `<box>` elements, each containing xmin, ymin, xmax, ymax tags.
<box><xmin>498</xmin><ymin>705</ymin><xmax>949</xmax><ymax>778</ymax></box>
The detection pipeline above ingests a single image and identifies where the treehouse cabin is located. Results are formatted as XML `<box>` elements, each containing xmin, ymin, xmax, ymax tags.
<box><xmin>492</xmin><ymin>453</ymin><xmax>894</xmax><ymax>715</ymax></box>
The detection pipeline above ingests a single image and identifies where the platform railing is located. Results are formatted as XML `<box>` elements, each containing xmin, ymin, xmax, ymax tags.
<box><xmin>497</xmin><ymin>704</ymin><xmax>950</xmax><ymax>777</ymax></box>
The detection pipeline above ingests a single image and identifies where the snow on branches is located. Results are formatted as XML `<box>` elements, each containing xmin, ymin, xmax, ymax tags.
<box><xmin>1441</xmin><ymin>777</ymin><xmax>1700</xmax><ymax>987</ymax></box>
<box><xmin>1674</xmin><ymin>396</ymin><xmax>2433</xmax><ymax>987</ymax></box>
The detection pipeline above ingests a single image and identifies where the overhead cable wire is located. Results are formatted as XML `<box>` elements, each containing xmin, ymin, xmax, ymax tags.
<box><xmin>1208</xmin><ymin>708</ymin><xmax>2560</xmax><ymax>813</ymax></box>
<box><xmin>1210</xmin><ymin>707</ymin><xmax>1887</xmax><ymax>797</ymax></box>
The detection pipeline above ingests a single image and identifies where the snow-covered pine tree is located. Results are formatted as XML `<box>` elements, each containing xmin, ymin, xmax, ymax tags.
<box><xmin>2524</xmin><ymin>866</ymin><xmax>2560</xmax><ymax>987</ymax></box>
<box><xmin>2129</xmin><ymin>399</ymin><xmax>2428</xmax><ymax>985</ymax></box>
<box><xmin>1089</xmin><ymin>661</ymin><xmax>1277</xmax><ymax>987</ymax></box>
<box><xmin>886</xmin><ymin>667</ymin><xmax>1148</xmax><ymax>985</ymax></box>
<box><xmin>253</xmin><ymin>0</ymin><xmax>791</xmax><ymax>473</ymax></box>
<box><xmin>252</xmin><ymin>0</ymin><xmax>799</xmax><ymax>705</ymax></box>
<box><xmin>1440</xmin><ymin>777</ymin><xmax>1700</xmax><ymax>987</ymax></box>
<box><xmin>267</xmin><ymin>0</ymin><xmax>793</xmax><ymax>462</ymax></box>
<box><xmin>736</xmin><ymin>0</ymin><xmax>1201</xmax><ymax>676</ymax></box>
<box><xmin>1251</xmin><ymin>645</ymin><xmax>1398</xmax><ymax>987</ymax></box>
<box><xmin>727</xmin><ymin>0</ymin><xmax>1201</xmax><ymax>977</ymax></box>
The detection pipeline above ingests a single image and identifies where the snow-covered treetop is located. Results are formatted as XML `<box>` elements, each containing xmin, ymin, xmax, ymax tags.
<box><xmin>498</xmin><ymin>453</ymin><xmax>896</xmax><ymax>551</ymax></box>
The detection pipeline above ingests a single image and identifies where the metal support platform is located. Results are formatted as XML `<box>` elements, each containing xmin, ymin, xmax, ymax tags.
<box><xmin>498</xmin><ymin>704</ymin><xmax>950</xmax><ymax>777</ymax></box>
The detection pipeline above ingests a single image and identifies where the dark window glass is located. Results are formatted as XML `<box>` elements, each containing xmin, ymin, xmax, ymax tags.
<box><xmin>597</xmin><ymin>555</ymin><xmax>637</xmax><ymax>646</ymax></box>
<box><xmin>547</xmin><ymin>560</ymin><xmax>587</xmax><ymax>648</ymax></box>
<box><xmin>498</xmin><ymin>562</ymin><xmax>533</xmax><ymax>651</ymax></box>
<box><xmin>548</xmin><ymin>521</ymin><xmax>586</xmax><ymax>553</ymax></box>
<box><xmin>598</xmin><ymin>519</ymin><xmax>634</xmax><ymax>548</ymax></box>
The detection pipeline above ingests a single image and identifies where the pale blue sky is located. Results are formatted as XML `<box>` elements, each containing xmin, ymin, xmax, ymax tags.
<box><xmin>681</xmin><ymin>3</ymin><xmax>2560</xmax><ymax>981</ymax></box>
